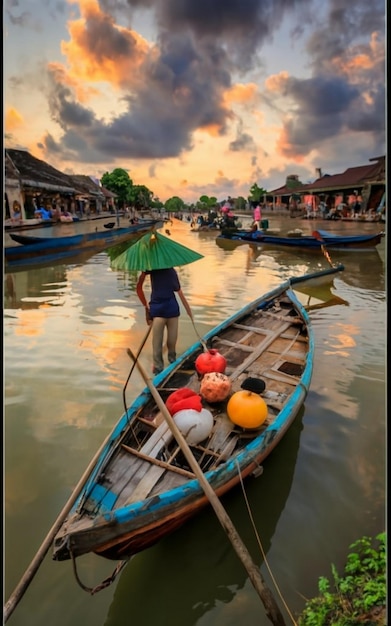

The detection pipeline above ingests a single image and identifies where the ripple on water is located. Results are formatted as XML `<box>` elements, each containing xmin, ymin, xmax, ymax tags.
<box><xmin>3</xmin><ymin>217</ymin><xmax>386</xmax><ymax>626</ymax></box>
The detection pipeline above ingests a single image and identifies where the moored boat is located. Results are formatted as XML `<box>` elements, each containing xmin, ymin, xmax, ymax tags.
<box><xmin>5</xmin><ymin>220</ymin><xmax>161</xmax><ymax>269</ymax></box>
<box><xmin>51</xmin><ymin>266</ymin><xmax>342</xmax><ymax>569</ymax></box>
<box><xmin>217</xmin><ymin>228</ymin><xmax>384</xmax><ymax>250</ymax></box>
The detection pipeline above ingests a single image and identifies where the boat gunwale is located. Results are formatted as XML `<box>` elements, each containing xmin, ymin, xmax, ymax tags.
<box><xmin>69</xmin><ymin>282</ymin><xmax>313</xmax><ymax>520</ymax></box>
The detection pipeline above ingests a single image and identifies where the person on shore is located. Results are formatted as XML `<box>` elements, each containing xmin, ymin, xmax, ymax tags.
<box><xmin>11</xmin><ymin>201</ymin><xmax>22</xmax><ymax>223</ymax></box>
<box><xmin>34</xmin><ymin>205</ymin><xmax>52</xmax><ymax>220</ymax></box>
<box><xmin>253</xmin><ymin>203</ymin><xmax>262</xmax><ymax>229</ymax></box>
<box><xmin>136</xmin><ymin>268</ymin><xmax>193</xmax><ymax>374</ymax></box>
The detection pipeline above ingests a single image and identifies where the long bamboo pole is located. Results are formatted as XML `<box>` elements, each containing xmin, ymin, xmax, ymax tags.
<box><xmin>3</xmin><ymin>428</ymin><xmax>113</xmax><ymax>623</ymax></box>
<box><xmin>127</xmin><ymin>348</ymin><xmax>287</xmax><ymax>626</ymax></box>
<box><xmin>3</xmin><ymin>327</ymin><xmax>153</xmax><ymax>624</ymax></box>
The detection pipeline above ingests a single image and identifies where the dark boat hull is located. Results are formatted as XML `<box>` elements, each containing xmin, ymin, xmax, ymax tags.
<box><xmin>5</xmin><ymin>221</ymin><xmax>160</xmax><ymax>268</ymax></box>
<box><xmin>217</xmin><ymin>230</ymin><xmax>384</xmax><ymax>250</ymax></box>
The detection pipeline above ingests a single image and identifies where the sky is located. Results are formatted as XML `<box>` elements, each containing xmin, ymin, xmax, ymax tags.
<box><xmin>4</xmin><ymin>0</ymin><xmax>386</xmax><ymax>204</ymax></box>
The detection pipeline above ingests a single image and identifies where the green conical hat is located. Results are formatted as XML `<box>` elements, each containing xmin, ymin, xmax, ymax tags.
<box><xmin>110</xmin><ymin>231</ymin><xmax>204</xmax><ymax>271</ymax></box>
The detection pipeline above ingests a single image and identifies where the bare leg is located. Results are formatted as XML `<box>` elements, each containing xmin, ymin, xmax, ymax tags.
<box><xmin>152</xmin><ymin>317</ymin><xmax>166</xmax><ymax>372</ymax></box>
<box><xmin>166</xmin><ymin>316</ymin><xmax>179</xmax><ymax>363</ymax></box>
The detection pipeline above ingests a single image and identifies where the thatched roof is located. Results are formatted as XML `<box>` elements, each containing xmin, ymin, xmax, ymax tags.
<box><xmin>5</xmin><ymin>151</ymin><xmax>21</xmax><ymax>180</ymax></box>
<box><xmin>5</xmin><ymin>148</ymin><xmax>76</xmax><ymax>193</ymax></box>
<box><xmin>66</xmin><ymin>174</ymin><xmax>105</xmax><ymax>198</ymax></box>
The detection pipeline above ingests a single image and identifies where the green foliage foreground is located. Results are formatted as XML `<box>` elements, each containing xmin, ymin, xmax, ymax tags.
<box><xmin>298</xmin><ymin>533</ymin><xmax>386</xmax><ymax>626</ymax></box>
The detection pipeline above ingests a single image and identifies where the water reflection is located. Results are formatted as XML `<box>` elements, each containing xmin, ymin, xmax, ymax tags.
<box><xmin>104</xmin><ymin>410</ymin><xmax>304</xmax><ymax>626</ymax></box>
<box><xmin>293</xmin><ymin>281</ymin><xmax>349</xmax><ymax>312</ymax></box>
<box><xmin>335</xmin><ymin>250</ymin><xmax>385</xmax><ymax>291</ymax></box>
<box><xmin>215</xmin><ymin>237</ymin><xmax>385</xmax><ymax>291</ymax></box>
<box><xmin>4</xmin><ymin>217</ymin><xmax>385</xmax><ymax>626</ymax></box>
<box><xmin>4</xmin><ymin>268</ymin><xmax>69</xmax><ymax>310</ymax></box>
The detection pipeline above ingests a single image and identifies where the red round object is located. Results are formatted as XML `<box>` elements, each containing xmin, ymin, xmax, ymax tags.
<box><xmin>165</xmin><ymin>388</ymin><xmax>200</xmax><ymax>415</ymax></box>
<box><xmin>195</xmin><ymin>349</ymin><xmax>227</xmax><ymax>375</ymax></box>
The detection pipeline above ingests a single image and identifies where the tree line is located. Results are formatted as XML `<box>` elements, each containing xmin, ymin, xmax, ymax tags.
<box><xmin>101</xmin><ymin>169</ymin><xmax>268</xmax><ymax>213</ymax></box>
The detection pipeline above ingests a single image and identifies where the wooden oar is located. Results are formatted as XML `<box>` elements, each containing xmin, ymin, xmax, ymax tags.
<box><xmin>127</xmin><ymin>348</ymin><xmax>287</xmax><ymax>626</ymax></box>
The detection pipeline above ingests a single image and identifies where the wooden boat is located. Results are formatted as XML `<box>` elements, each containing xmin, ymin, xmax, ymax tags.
<box><xmin>5</xmin><ymin>220</ymin><xmax>161</xmax><ymax>269</ymax></box>
<box><xmin>217</xmin><ymin>228</ymin><xmax>384</xmax><ymax>250</ymax></box>
<box><xmin>52</xmin><ymin>266</ymin><xmax>342</xmax><ymax>566</ymax></box>
<box><xmin>190</xmin><ymin>215</ymin><xmax>242</xmax><ymax>232</ymax></box>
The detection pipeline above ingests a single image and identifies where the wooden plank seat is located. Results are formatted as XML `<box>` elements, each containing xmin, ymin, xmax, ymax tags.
<box><xmin>216</xmin><ymin>338</ymin><xmax>254</xmax><ymax>351</ymax></box>
<box><xmin>195</xmin><ymin>414</ymin><xmax>239</xmax><ymax>469</ymax></box>
<box><xmin>263</xmin><ymin>311</ymin><xmax>303</xmax><ymax>324</ymax></box>
<box><xmin>121</xmin><ymin>419</ymin><xmax>177</xmax><ymax>505</ymax></box>
<box><xmin>228</xmin><ymin>321</ymin><xmax>293</xmax><ymax>379</ymax></box>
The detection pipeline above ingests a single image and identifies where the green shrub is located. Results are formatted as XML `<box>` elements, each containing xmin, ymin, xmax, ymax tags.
<box><xmin>297</xmin><ymin>533</ymin><xmax>386</xmax><ymax>626</ymax></box>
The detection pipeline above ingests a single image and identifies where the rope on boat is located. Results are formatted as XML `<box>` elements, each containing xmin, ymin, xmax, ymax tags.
<box><xmin>235</xmin><ymin>460</ymin><xmax>298</xmax><ymax>626</ymax></box>
<box><xmin>190</xmin><ymin>318</ymin><xmax>209</xmax><ymax>352</ymax></box>
<box><xmin>70</xmin><ymin>551</ymin><xmax>129</xmax><ymax>594</ymax></box>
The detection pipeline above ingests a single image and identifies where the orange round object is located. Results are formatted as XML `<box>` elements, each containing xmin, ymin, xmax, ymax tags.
<box><xmin>227</xmin><ymin>390</ymin><xmax>268</xmax><ymax>429</ymax></box>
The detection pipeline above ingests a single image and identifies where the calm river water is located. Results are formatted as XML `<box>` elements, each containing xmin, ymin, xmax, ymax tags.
<box><xmin>4</xmin><ymin>215</ymin><xmax>386</xmax><ymax>626</ymax></box>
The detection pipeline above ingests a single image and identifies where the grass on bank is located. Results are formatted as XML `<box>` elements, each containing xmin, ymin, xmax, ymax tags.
<box><xmin>297</xmin><ymin>533</ymin><xmax>386</xmax><ymax>626</ymax></box>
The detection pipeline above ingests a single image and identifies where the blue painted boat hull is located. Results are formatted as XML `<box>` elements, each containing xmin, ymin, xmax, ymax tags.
<box><xmin>5</xmin><ymin>220</ymin><xmax>160</xmax><ymax>268</ymax></box>
<box><xmin>217</xmin><ymin>229</ymin><xmax>384</xmax><ymax>250</ymax></box>
<box><xmin>51</xmin><ymin>267</ymin><xmax>341</xmax><ymax>564</ymax></box>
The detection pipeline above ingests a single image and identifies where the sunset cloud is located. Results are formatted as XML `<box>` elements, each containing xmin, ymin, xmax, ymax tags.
<box><xmin>62</xmin><ymin>0</ymin><xmax>150</xmax><ymax>89</ymax></box>
<box><xmin>4</xmin><ymin>0</ymin><xmax>385</xmax><ymax>202</ymax></box>
<box><xmin>5</xmin><ymin>107</ymin><xmax>24</xmax><ymax>131</ymax></box>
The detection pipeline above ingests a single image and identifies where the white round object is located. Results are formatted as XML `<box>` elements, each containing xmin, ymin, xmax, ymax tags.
<box><xmin>173</xmin><ymin>408</ymin><xmax>214</xmax><ymax>445</ymax></box>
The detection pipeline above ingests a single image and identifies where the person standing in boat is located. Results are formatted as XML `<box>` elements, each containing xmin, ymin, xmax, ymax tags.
<box><xmin>136</xmin><ymin>268</ymin><xmax>193</xmax><ymax>374</ymax></box>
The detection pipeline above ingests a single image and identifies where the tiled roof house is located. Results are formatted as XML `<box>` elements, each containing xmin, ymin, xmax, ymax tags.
<box><xmin>269</xmin><ymin>156</ymin><xmax>385</xmax><ymax>212</ymax></box>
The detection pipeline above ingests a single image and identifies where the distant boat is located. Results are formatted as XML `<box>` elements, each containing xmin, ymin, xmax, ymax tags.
<box><xmin>217</xmin><ymin>228</ymin><xmax>384</xmax><ymax>251</ymax></box>
<box><xmin>5</xmin><ymin>220</ymin><xmax>161</xmax><ymax>269</ymax></box>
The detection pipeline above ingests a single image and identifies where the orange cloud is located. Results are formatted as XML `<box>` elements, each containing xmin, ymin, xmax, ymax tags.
<box><xmin>5</xmin><ymin>108</ymin><xmax>24</xmax><ymax>132</ymax></box>
<box><xmin>275</xmin><ymin>124</ymin><xmax>305</xmax><ymax>162</ymax></box>
<box><xmin>199</xmin><ymin>122</ymin><xmax>226</xmax><ymax>137</ymax></box>
<box><xmin>61</xmin><ymin>0</ymin><xmax>150</xmax><ymax>90</ymax></box>
<box><xmin>48</xmin><ymin>61</ymin><xmax>101</xmax><ymax>102</ymax></box>
<box><xmin>225</xmin><ymin>82</ymin><xmax>259</xmax><ymax>104</ymax></box>
<box><xmin>265</xmin><ymin>71</ymin><xmax>290</xmax><ymax>94</ymax></box>
<box><xmin>330</xmin><ymin>32</ymin><xmax>384</xmax><ymax>77</ymax></box>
